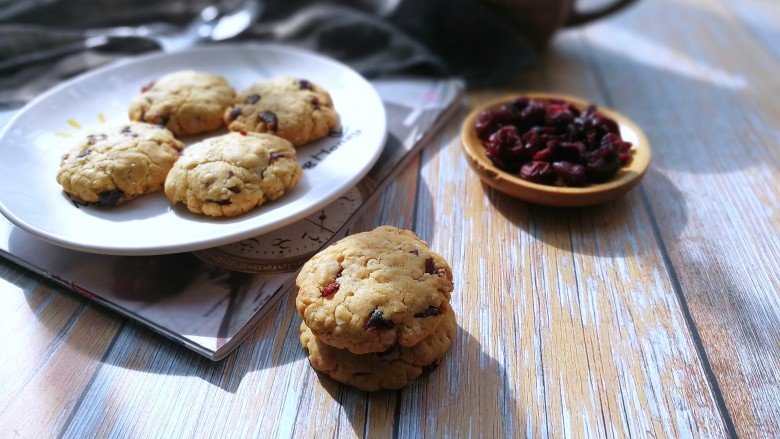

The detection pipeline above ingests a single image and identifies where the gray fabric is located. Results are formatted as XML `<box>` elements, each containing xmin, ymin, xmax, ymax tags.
<box><xmin>0</xmin><ymin>0</ymin><xmax>538</xmax><ymax>106</ymax></box>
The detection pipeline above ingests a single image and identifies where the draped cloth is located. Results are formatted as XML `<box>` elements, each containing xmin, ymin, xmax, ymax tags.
<box><xmin>0</xmin><ymin>0</ymin><xmax>539</xmax><ymax>106</ymax></box>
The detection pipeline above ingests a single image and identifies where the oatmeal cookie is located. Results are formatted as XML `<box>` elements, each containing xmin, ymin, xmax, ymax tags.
<box><xmin>56</xmin><ymin>122</ymin><xmax>183</xmax><ymax>207</ymax></box>
<box><xmin>295</xmin><ymin>225</ymin><xmax>454</xmax><ymax>354</ymax></box>
<box><xmin>164</xmin><ymin>131</ymin><xmax>302</xmax><ymax>217</ymax></box>
<box><xmin>300</xmin><ymin>311</ymin><xmax>456</xmax><ymax>391</ymax></box>
<box><xmin>224</xmin><ymin>76</ymin><xmax>339</xmax><ymax>146</ymax></box>
<box><xmin>129</xmin><ymin>70</ymin><xmax>235</xmax><ymax>136</ymax></box>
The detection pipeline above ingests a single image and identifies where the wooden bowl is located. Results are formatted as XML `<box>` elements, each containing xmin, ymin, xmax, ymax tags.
<box><xmin>461</xmin><ymin>93</ymin><xmax>651</xmax><ymax>207</ymax></box>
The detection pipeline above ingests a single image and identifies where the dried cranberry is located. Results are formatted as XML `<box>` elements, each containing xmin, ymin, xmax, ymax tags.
<box><xmin>545</xmin><ymin>104</ymin><xmax>576</xmax><ymax>131</ymax></box>
<box><xmin>322</xmin><ymin>282</ymin><xmax>339</xmax><ymax>297</ymax></box>
<box><xmin>425</xmin><ymin>257</ymin><xmax>436</xmax><ymax>274</ymax></box>
<box><xmin>520</xmin><ymin>128</ymin><xmax>551</xmax><ymax>158</ymax></box>
<box><xmin>310</xmin><ymin>96</ymin><xmax>320</xmax><ymax>110</ymax></box>
<box><xmin>140</xmin><ymin>81</ymin><xmax>156</xmax><ymax>93</ymax></box>
<box><xmin>98</xmin><ymin>190</ymin><xmax>123</xmax><ymax>207</ymax></box>
<box><xmin>558</xmin><ymin>142</ymin><xmax>586</xmax><ymax>163</ymax></box>
<box><xmin>486</xmin><ymin>125</ymin><xmax>519</xmax><ymax>147</ymax></box>
<box><xmin>594</xmin><ymin>111</ymin><xmax>620</xmax><ymax>135</ymax></box>
<box><xmin>601</xmin><ymin>133</ymin><xmax>633</xmax><ymax>159</ymax></box>
<box><xmin>259</xmin><ymin>112</ymin><xmax>278</xmax><ymax>131</ymax></box>
<box><xmin>520</xmin><ymin>161</ymin><xmax>556</xmax><ymax>184</ymax></box>
<box><xmin>519</xmin><ymin>100</ymin><xmax>547</xmax><ymax>127</ymax></box>
<box><xmin>485</xmin><ymin>126</ymin><xmax>525</xmax><ymax>172</ymax></box>
<box><xmin>228</xmin><ymin>107</ymin><xmax>242</xmax><ymax>121</ymax></box>
<box><xmin>298</xmin><ymin>79</ymin><xmax>313</xmax><ymax>90</ymax></box>
<box><xmin>552</xmin><ymin>161</ymin><xmax>587</xmax><ymax>187</ymax></box>
<box><xmin>228</xmin><ymin>186</ymin><xmax>241</xmax><ymax>193</ymax></box>
<box><xmin>206</xmin><ymin>198</ymin><xmax>231</xmax><ymax>205</ymax></box>
<box><xmin>474</xmin><ymin>109</ymin><xmax>514</xmax><ymax>140</ymax></box>
<box><xmin>506</xmin><ymin>97</ymin><xmax>530</xmax><ymax>113</ymax></box>
<box><xmin>246</xmin><ymin>94</ymin><xmax>261</xmax><ymax>104</ymax></box>
<box><xmin>532</xmin><ymin>140</ymin><xmax>559</xmax><ymax>163</ymax></box>
<box><xmin>586</xmin><ymin>144</ymin><xmax>621</xmax><ymax>183</ymax></box>
<box><xmin>572</xmin><ymin>105</ymin><xmax>618</xmax><ymax>149</ymax></box>
<box><xmin>365</xmin><ymin>309</ymin><xmax>394</xmax><ymax>330</ymax></box>
<box><xmin>414</xmin><ymin>306</ymin><xmax>442</xmax><ymax>318</ymax></box>
<box><xmin>474</xmin><ymin>96</ymin><xmax>631</xmax><ymax>187</ymax></box>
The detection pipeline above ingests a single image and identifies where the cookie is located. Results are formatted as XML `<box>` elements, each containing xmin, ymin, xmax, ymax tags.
<box><xmin>224</xmin><ymin>76</ymin><xmax>339</xmax><ymax>146</ymax></box>
<box><xmin>129</xmin><ymin>70</ymin><xmax>236</xmax><ymax>136</ymax></box>
<box><xmin>295</xmin><ymin>225</ymin><xmax>454</xmax><ymax>354</ymax></box>
<box><xmin>164</xmin><ymin>131</ymin><xmax>302</xmax><ymax>217</ymax></box>
<box><xmin>56</xmin><ymin>122</ymin><xmax>184</xmax><ymax>207</ymax></box>
<box><xmin>300</xmin><ymin>311</ymin><xmax>456</xmax><ymax>391</ymax></box>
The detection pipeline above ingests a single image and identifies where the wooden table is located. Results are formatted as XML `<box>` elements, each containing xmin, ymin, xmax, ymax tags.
<box><xmin>1</xmin><ymin>0</ymin><xmax>778</xmax><ymax>436</ymax></box>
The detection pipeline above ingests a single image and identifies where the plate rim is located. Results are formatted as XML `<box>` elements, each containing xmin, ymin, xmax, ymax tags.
<box><xmin>0</xmin><ymin>43</ymin><xmax>387</xmax><ymax>255</ymax></box>
<box><xmin>460</xmin><ymin>92</ymin><xmax>651</xmax><ymax>207</ymax></box>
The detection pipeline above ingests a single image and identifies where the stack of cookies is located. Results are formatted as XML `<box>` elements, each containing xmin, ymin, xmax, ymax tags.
<box><xmin>295</xmin><ymin>226</ymin><xmax>457</xmax><ymax>391</ymax></box>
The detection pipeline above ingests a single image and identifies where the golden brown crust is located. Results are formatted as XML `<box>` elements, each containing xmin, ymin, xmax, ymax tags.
<box><xmin>224</xmin><ymin>77</ymin><xmax>339</xmax><ymax>146</ymax></box>
<box><xmin>164</xmin><ymin>131</ymin><xmax>302</xmax><ymax>217</ymax></box>
<box><xmin>56</xmin><ymin>122</ymin><xmax>183</xmax><ymax>206</ymax></box>
<box><xmin>129</xmin><ymin>70</ymin><xmax>235</xmax><ymax>136</ymax></box>
<box><xmin>300</xmin><ymin>311</ymin><xmax>456</xmax><ymax>391</ymax></box>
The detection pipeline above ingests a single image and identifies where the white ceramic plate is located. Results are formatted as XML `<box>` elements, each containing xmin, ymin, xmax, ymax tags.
<box><xmin>0</xmin><ymin>44</ymin><xmax>386</xmax><ymax>255</ymax></box>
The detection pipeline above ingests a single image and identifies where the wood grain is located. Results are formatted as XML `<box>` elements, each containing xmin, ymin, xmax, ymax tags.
<box><xmin>0</xmin><ymin>262</ymin><xmax>121</xmax><ymax>438</ymax></box>
<box><xmin>1</xmin><ymin>0</ymin><xmax>779</xmax><ymax>437</ymax></box>
<box><xmin>411</xmin><ymin>106</ymin><xmax>728</xmax><ymax>436</ymax></box>
<box><xmin>578</xmin><ymin>0</ymin><xmax>780</xmax><ymax>435</ymax></box>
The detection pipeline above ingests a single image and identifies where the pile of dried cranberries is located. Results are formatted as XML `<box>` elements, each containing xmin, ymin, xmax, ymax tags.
<box><xmin>474</xmin><ymin>97</ymin><xmax>633</xmax><ymax>187</ymax></box>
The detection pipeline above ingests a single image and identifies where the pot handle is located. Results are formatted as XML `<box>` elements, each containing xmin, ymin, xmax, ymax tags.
<box><xmin>564</xmin><ymin>0</ymin><xmax>639</xmax><ymax>27</ymax></box>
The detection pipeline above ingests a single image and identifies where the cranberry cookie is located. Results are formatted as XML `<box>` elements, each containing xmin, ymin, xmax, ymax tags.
<box><xmin>164</xmin><ymin>131</ymin><xmax>302</xmax><ymax>217</ymax></box>
<box><xmin>295</xmin><ymin>226</ymin><xmax>454</xmax><ymax>355</ymax></box>
<box><xmin>224</xmin><ymin>77</ymin><xmax>339</xmax><ymax>146</ymax></box>
<box><xmin>300</xmin><ymin>311</ymin><xmax>456</xmax><ymax>391</ymax></box>
<box><xmin>129</xmin><ymin>70</ymin><xmax>235</xmax><ymax>136</ymax></box>
<box><xmin>56</xmin><ymin>122</ymin><xmax>183</xmax><ymax>207</ymax></box>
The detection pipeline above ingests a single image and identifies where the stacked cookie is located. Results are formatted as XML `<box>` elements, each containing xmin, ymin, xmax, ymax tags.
<box><xmin>57</xmin><ymin>71</ymin><xmax>339</xmax><ymax>218</ymax></box>
<box><xmin>295</xmin><ymin>226</ymin><xmax>457</xmax><ymax>391</ymax></box>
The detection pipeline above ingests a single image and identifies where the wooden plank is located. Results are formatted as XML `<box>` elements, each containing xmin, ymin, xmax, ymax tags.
<box><xmin>2</xmin><ymin>1</ymin><xmax>777</xmax><ymax>436</ymax></box>
<box><xmin>395</xmin><ymin>19</ymin><xmax>731</xmax><ymax>439</ymax></box>
<box><xmin>579</xmin><ymin>0</ymin><xmax>780</xmax><ymax>436</ymax></box>
<box><xmin>724</xmin><ymin>0</ymin><xmax>780</xmax><ymax>59</ymax></box>
<box><xmin>0</xmin><ymin>261</ymin><xmax>121</xmax><ymax>438</ymax></box>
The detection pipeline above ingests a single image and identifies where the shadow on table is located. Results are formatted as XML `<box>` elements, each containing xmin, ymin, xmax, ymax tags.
<box><xmin>482</xmin><ymin>167</ymin><xmax>687</xmax><ymax>258</ymax></box>
<box><xmin>320</xmin><ymin>324</ymin><xmax>522</xmax><ymax>437</ymax></box>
